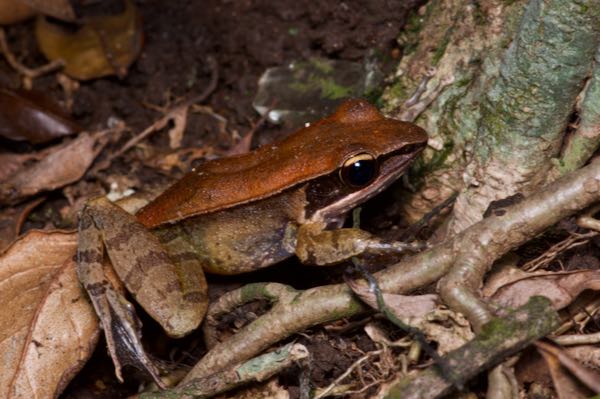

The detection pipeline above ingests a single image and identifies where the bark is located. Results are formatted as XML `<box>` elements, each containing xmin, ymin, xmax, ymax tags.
<box><xmin>383</xmin><ymin>0</ymin><xmax>600</xmax><ymax>235</ymax></box>
<box><xmin>375</xmin><ymin>297</ymin><xmax>559</xmax><ymax>399</ymax></box>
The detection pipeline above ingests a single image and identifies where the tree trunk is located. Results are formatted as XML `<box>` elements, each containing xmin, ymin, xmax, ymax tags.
<box><xmin>384</xmin><ymin>0</ymin><xmax>600</xmax><ymax>236</ymax></box>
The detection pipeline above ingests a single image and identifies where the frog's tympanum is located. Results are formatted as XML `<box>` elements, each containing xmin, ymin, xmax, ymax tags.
<box><xmin>77</xmin><ymin>98</ymin><xmax>428</xmax><ymax>384</ymax></box>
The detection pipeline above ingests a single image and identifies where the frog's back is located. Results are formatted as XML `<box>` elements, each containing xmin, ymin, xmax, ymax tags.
<box><xmin>136</xmin><ymin>99</ymin><xmax>426</xmax><ymax>228</ymax></box>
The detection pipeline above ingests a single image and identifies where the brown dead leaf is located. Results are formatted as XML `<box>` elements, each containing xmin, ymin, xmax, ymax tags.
<box><xmin>0</xmin><ymin>0</ymin><xmax>34</xmax><ymax>24</ymax></box>
<box><xmin>0</xmin><ymin>87</ymin><xmax>81</xmax><ymax>143</ymax></box>
<box><xmin>565</xmin><ymin>345</ymin><xmax>600</xmax><ymax>371</ymax></box>
<box><xmin>483</xmin><ymin>262</ymin><xmax>528</xmax><ymax>297</ymax></box>
<box><xmin>515</xmin><ymin>348</ymin><xmax>553</xmax><ymax>389</ymax></box>
<box><xmin>0</xmin><ymin>230</ymin><xmax>98</xmax><ymax>399</ymax></box>
<box><xmin>485</xmin><ymin>267</ymin><xmax>600</xmax><ymax>310</ymax></box>
<box><xmin>224</xmin><ymin>112</ymin><xmax>269</xmax><ymax>156</ymax></box>
<box><xmin>0</xmin><ymin>196</ymin><xmax>44</xmax><ymax>252</ymax></box>
<box><xmin>147</xmin><ymin>147</ymin><xmax>212</xmax><ymax>173</ymax></box>
<box><xmin>346</xmin><ymin>278</ymin><xmax>472</xmax><ymax>353</ymax></box>
<box><xmin>35</xmin><ymin>0</ymin><xmax>142</xmax><ymax>80</ymax></box>
<box><xmin>0</xmin><ymin>152</ymin><xmax>41</xmax><ymax>182</ymax></box>
<box><xmin>536</xmin><ymin>341</ymin><xmax>600</xmax><ymax>397</ymax></box>
<box><xmin>420</xmin><ymin>309</ymin><xmax>474</xmax><ymax>354</ymax></box>
<box><xmin>167</xmin><ymin>105</ymin><xmax>188</xmax><ymax>149</ymax></box>
<box><xmin>346</xmin><ymin>278</ymin><xmax>438</xmax><ymax>319</ymax></box>
<box><xmin>23</xmin><ymin>0</ymin><xmax>76</xmax><ymax>21</ymax></box>
<box><xmin>0</xmin><ymin>131</ymin><xmax>109</xmax><ymax>206</ymax></box>
<box><xmin>223</xmin><ymin>378</ymin><xmax>289</xmax><ymax>399</ymax></box>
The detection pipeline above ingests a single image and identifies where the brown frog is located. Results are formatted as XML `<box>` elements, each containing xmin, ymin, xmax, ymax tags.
<box><xmin>77</xmin><ymin>98</ymin><xmax>428</xmax><ymax>383</ymax></box>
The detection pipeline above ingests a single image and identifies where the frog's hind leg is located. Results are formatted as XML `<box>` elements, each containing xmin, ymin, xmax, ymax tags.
<box><xmin>77</xmin><ymin>197</ymin><xmax>207</xmax><ymax>385</ymax></box>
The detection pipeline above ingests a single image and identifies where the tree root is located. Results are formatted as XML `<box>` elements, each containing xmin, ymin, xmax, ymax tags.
<box><xmin>374</xmin><ymin>297</ymin><xmax>559</xmax><ymax>399</ymax></box>
<box><xmin>142</xmin><ymin>343</ymin><xmax>308</xmax><ymax>399</ymax></box>
<box><xmin>178</xmin><ymin>159</ymin><xmax>600</xmax><ymax>387</ymax></box>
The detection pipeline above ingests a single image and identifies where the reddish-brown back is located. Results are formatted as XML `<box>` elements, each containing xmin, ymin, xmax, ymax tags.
<box><xmin>136</xmin><ymin>99</ymin><xmax>427</xmax><ymax>228</ymax></box>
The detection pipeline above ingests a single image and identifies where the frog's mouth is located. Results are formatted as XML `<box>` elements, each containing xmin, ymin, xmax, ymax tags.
<box><xmin>310</xmin><ymin>143</ymin><xmax>425</xmax><ymax>224</ymax></box>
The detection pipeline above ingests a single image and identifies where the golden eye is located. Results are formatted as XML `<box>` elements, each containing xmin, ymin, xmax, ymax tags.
<box><xmin>340</xmin><ymin>153</ymin><xmax>378</xmax><ymax>187</ymax></box>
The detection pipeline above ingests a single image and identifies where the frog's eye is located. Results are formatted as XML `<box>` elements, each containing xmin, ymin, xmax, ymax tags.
<box><xmin>340</xmin><ymin>153</ymin><xmax>378</xmax><ymax>187</ymax></box>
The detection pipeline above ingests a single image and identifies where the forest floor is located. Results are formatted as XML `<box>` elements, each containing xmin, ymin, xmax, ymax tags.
<box><xmin>1</xmin><ymin>1</ymin><xmax>430</xmax><ymax>397</ymax></box>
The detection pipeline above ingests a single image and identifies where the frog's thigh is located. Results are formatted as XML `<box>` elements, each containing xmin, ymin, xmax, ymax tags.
<box><xmin>154</xmin><ymin>226</ymin><xmax>208</xmax><ymax>323</ymax></box>
<box><xmin>295</xmin><ymin>223</ymin><xmax>374</xmax><ymax>265</ymax></box>
<box><xmin>82</xmin><ymin>197</ymin><xmax>206</xmax><ymax>337</ymax></box>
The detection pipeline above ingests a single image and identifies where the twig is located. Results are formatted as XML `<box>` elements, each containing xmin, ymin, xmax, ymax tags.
<box><xmin>552</xmin><ymin>331</ymin><xmax>600</xmax><ymax>346</ymax></box>
<box><xmin>396</xmin><ymin>192</ymin><xmax>458</xmax><ymax>241</ymax></box>
<box><xmin>0</xmin><ymin>28</ymin><xmax>64</xmax><ymax>84</ymax></box>
<box><xmin>110</xmin><ymin>56</ymin><xmax>218</xmax><ymax>161</ymax></box>
<box><xmin>313</xmin><ymin>350</ymin><xmax>383</xmax><ymax>399</ymax></box>
<box><xmin>347</xmin><ymin>262</ymin><xmax>459</xmax><ymax>388</ymax></box>
<box><xmin>522</xmin><ymin>231</ymin><xmax>598</xmax><ymax>272</ymax></box>
<box><xmin>553</xmin><ymin>296</ymin><xmax>600</xmax><ymax>335</ymax></box>
<box><xmin>225</xmin><ymin>106</ymin><xmax>271</xmax><ymax>156</ymax></box>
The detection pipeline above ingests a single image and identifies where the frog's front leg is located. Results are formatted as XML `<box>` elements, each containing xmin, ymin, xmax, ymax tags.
<box><xmin>295</xmin><ymin>222</ymin><xmax>425</xmax><ymax>265</ymax></box>
<box><xmin>77</xmin><ymin>197</ymin><xmax>207</xmax><ymax>384</ymax></box>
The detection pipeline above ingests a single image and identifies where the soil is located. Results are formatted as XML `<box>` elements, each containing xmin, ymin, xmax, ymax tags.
<box><xmin>1</xmin><ymin>0</ymin><xmax>428</xmax><ymax>397</ymax></box>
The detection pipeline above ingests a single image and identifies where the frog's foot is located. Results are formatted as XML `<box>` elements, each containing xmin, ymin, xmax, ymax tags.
<box><xmin>104</xmin><ymin>288</ymin><xmax>166</xmax><ymax>388</ymax></box>
<box><xmin>295</xmin><ymin>223</ymin><xmax>428</xmax><ymax>266</ymax></box>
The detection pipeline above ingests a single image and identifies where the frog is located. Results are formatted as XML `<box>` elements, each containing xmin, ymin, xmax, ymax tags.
<box><xmin>77</xmin><ymin>98</ymin><xmax>428</xmax><ymax>385</ymax></box>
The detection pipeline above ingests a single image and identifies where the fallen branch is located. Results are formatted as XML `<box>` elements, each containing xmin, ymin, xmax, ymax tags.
<box><xmin>181</xmin><ymin>159</ymin><xmax>600</xmax><ymax>383</ymax></box>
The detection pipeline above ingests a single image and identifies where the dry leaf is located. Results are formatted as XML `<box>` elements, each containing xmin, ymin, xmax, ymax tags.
<box><xmin>35</xmin><ymin>0</ymin><xmax>143</xmax><ymax>80</ymax></box>
<box><xmin>23</xmin><ymin>0</ymin><xmax>75</xmax><ymax>21</ymax></box>
<box><xmin>0</xmin><ymin>0</ymin><xmax>34</xmax><ymax>24</ymax></box>
<box><xmin>148</xmin><ymin>147</ymin><xmax>211</xmax><ymax>173</ymax></box>
<box><xmin>345</xmin><ymin>278</ymin><xmax>472</xmax><ymax>353</ymax></box>
<box><xmin>0</xmin><ymin>131</ymin><xmax>109</xmax><ymax>205</ymax></box>
<box><xmin>536</xmin><ymin>341</ymin><xmax>600</xmax><ymax>397</ymax></box>
<box><xmin>0</xmin><ymin>87</ymin><xmax>81</xmax><ymax>144</ymax></box>
<box><xmin>0</xmin><ymin>152</ymin><xmax>40</xmax><ymax>182</ymax></box>
<box><xmin>346</xmin><ymin>278</ymin><xmax>438</xmax><ymax>319</ymax></box>
<box><xmin>486</xmin><ymin>269</ymin><xmax>600</xmax><ymax>310</ymax></box>
<box><xmin>167</xmin><ymin>105</ymin><xmax>188</xmax><ymax>149</ymax></box>
<box><xmin>0</xmin><ymin>196</ymin><xmax>44</xmax><ymax>252</ymax></box>
<box><xmin>565</xmin><ymin>345</ymin><xmax>600</xmax><ymax>371</ymax></box>
<box><xmin>482</xmin><ymin>262</ymin><xmax>528</xmax><ymax>297</ymax></box>
<box><xmin>0</xmin><ymin>230</ymin><xmax>98</xmax><ymax>399</ymax></box>
<box><xmin>420</xmin><ymin>309</ymin><xmax>474</xmax><ymax>354</ymax></box>
<box><xmin>222</xmin><ymin>378</ymin><xmax>289</xmax><ymax>399</ymax></box>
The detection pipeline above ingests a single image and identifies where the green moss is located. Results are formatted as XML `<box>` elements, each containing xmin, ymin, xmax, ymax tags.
<box><xmin>309</xmin><ymin>58</ymin><xmax>334</xmax><ymax>74</ymax></box>
<box><xmin>479</xmin><ymin>296</ymin><xmax>554</xmax><ymax>343</ymax></box>
<box><xmin>431</xmin><ymin>27</ymin><xmax>452</xmax><ymax>66</ymax></box>
<box><xmin>288</xmin><ymin>72</ymin><xmax>353</xmax><ymax>100</ymax></box>
<box><xmin>405</xmin><ymin>7</ymin><xmax>425</xmax><ymax>34</ymax></box>
<box><xmin>364</xmin><ymin>87</ymin><xmax>383</xmax><ymax>105</ymax></box>
<box><xmin>387</xmin><ymin>79</ymin><xmax>409</xmax><ymax>101</ymax></box>
<box><xmin>556</xmin><ymin>134</ymin><xmax>596</xmax><ymax>175</ymax></box>
<box><xmin>399</xmin><ymin>3</ymin><xmax>432</xmax><ymax>56</ymax></box>
<box><xmin>319</xmin><ymin>78</ymin><xmax>353</xmax><ymax>99</ymax></box>
<box><xmin>240</xmin><ymin>282</ymin><xmax>272</xmax><ymax>303</ymax></box>
<box><xmin>423</xmin><ymin>139</ymin><xmax>455</xmax><ymax>174</ymax></box>
<box><xmin>455</xmin><ymin>77</ymin><xmax>472</xmax><ymax>88</ymax></box>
